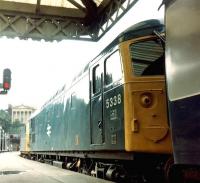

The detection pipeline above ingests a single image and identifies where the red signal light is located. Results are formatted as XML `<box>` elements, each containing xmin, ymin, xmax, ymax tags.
<box><xmin>3</xmin><ymin>82</ymin><xmax>10</xmax><ymax>90</ymax></box>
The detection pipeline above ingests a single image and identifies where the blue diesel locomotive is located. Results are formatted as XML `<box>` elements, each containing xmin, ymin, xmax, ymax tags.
<box><xmin>21</xmin><ymin>19</ymin><xmax>172</xmax><ymax>182</ymax></box>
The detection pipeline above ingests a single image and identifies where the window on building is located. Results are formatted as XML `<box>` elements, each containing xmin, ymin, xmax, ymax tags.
<box><xmin>14</xmin><ymin>119</ymin><xmax>19</xmax><ymax>122</ymax></box>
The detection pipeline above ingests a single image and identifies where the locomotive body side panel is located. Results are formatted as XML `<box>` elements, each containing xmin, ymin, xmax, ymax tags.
<box><xmin>103</xmin><ymin>84</ymin><xmax>124</xmax><ymax>150</ymax></box>
<box><xmin>64</xmin><ymin>73</ymin><xmax>90</xmax><ymax>150</ymax></box>
<box><xmin>31</xmin><ymin>73</ymin><xmax>91</xmax><ymax>151</ymax></box>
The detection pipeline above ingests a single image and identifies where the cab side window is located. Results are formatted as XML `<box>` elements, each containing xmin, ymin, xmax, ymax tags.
<box><xmin>104</xmin><ymin>51</ymin><xmax>122</xmax><ymax>85</ymax></box>
<box><xmin>92</xmin><ymin>65</ymin><xmax>101</xmax><ymax>94</ymax></box>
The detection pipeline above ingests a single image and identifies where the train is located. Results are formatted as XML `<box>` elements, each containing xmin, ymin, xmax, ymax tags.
<box><xmin>165</xmin><ymin>0</ymin><xmax>200</xmax><ymax>182</ymax></box>
<box><xmin>20</xmin><ymin>19</ymin><xmax>173</xmax><ymax>182</ymax></box>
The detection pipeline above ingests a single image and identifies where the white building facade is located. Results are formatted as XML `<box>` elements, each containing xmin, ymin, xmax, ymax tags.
<box><xmin>11</xmin><ymin>105</ymin><xmax>36</xmax><ymax>124</ymax></box>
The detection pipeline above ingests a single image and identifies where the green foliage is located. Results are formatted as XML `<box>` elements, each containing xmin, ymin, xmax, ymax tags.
<box><xmin>0</xmin><ymin>109</ymin><xmax>11</xmax><ymax>132</ymax></box>
<box><xmin>0</xmin><ymin>109</ymin><xmax>24</xmax><ymax>134</ymax></box>
<box><xmin>9</xmin><ymin>121</ymin><xmax>24</xmax><ymax>134</ymax></box>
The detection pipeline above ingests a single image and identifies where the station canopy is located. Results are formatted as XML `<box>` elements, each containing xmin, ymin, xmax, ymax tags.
<box><xmin>0</xmin><ymin>0</ymin><xmax>139</xmax><ymax>41</ymax></box>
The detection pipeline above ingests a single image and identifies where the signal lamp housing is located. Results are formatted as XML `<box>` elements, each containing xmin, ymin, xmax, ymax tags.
<box><xmin>3</xmin><ymin>69</ymin><xmax>11</xmax><ymax>90</ymax></box>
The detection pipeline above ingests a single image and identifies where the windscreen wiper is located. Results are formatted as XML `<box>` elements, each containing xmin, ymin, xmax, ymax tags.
<box><xmin>153</xmin><ymin>30</ymin><xmax>165</xmax><ymax>43</ymax></box>
<box><xmin>158</xmin><ymin>0</ymin><xmax>175</xmax><ymax>10</ymax></box>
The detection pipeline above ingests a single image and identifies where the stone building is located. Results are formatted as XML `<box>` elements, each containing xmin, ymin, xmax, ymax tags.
<box><xmin>9</xmin><ymin>105</ymin><xmax>36</xmax><ymax>124</ymax></box>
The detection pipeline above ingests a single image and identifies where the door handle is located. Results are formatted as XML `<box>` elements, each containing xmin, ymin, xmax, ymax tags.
<box><xmin>98</xmin><ymin>120</ymin><xmax>103</xmax><ymax>129</ymax></box>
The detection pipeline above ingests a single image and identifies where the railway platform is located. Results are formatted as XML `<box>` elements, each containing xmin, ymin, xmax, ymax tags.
<box><xmin>0</xmin><ymin>152</ymin><xmax>112</xmax><ymax>183</ymax></box>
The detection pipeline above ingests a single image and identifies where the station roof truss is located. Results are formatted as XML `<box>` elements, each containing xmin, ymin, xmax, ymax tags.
<box><xmin>0</xmin><ymin>0</ymin><xmax>139</xmax><ymax>41</ymax></box>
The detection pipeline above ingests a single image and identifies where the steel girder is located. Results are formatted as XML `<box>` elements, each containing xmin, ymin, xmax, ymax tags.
<box><xmin>0</xmin><ymin>0</ymin><xmax>139</xmax><ymax>41</ymax></box>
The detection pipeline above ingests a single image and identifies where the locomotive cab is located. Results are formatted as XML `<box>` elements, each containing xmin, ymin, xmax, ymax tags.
<box><xmin>119</xmin><ymin>20</ymin><xmax>172</xmax><ymax>154</ymax></box>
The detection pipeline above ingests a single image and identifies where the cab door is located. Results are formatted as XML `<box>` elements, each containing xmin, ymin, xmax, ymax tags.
<box><xmin>90</xmin><ymin>63</ymin><xmax>104</xmax><ymax>145</ymax></box>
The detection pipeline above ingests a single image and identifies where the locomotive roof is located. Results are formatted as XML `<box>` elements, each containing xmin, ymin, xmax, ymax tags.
<box><xmin>92</xmin><ymin>19</ymin><xmax>164</xmax><ymax>61</ymax></box>
<box><xmin>116</xmin><ymin>19</ymin><xmax>164</xmax><ymax>43</ymax></box>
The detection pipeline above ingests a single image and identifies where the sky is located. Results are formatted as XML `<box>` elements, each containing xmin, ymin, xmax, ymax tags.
<box><xmin>0</xmin><ymin>0</ymin><xmax>164</xmax><ymax>110</ymax></box>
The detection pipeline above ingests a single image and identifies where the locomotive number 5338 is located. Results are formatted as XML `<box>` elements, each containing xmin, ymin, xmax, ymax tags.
<box><xmin>105</xmin><ymin>94</ymin><xmax>122</xmax><ymax>109</ymax></box>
